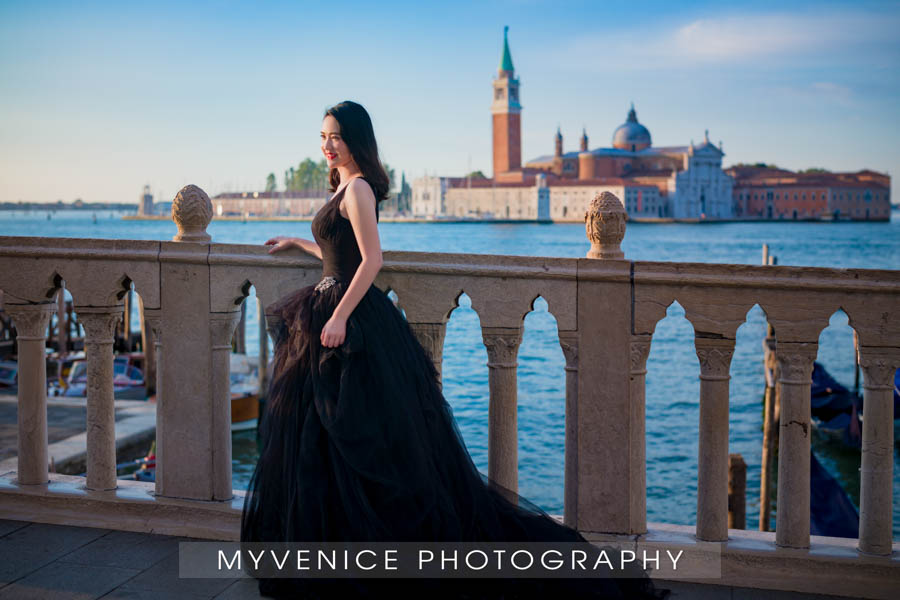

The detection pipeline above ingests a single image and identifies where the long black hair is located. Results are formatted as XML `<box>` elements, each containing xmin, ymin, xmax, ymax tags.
<box><xmin>324</xmin><ymin>101</ymin><xmax>391</xmax><ymax>203</ymax></box>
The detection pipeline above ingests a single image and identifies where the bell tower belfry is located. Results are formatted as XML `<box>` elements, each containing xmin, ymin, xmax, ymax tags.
<box><xmin>492</xmin><ymin>26</ymin><xmax>521</xmax><ymax>177</ymax></box>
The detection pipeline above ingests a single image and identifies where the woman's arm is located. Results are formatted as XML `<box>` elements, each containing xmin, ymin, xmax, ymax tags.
<box><xmin>320</xmin><ymin>178</ymin><xmax>383</xmax><ymax>347</ymax></box>
<box><xmin>264</xmin><ymin>235</ymin><xmax>322</xmax><ymax>260</ymax></box>
<box><xmin>293</xmin><ymin>237</ymin><xmax>323</xmax><ymax>260</ymax></box>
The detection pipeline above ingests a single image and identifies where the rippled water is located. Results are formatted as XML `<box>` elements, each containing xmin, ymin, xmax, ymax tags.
<box><xmin>3</xmin><ymin>208</ymin><xmax>898</xmax><ymax>535</ymax></box>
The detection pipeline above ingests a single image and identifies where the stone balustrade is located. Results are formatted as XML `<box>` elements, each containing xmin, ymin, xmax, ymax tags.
<box><xmin>0</xmin><ymin>186</ymin><xmax>898</xmax><ymax>597</ymax></box>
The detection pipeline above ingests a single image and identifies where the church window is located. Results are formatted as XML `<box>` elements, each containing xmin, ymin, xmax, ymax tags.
<box><xmin>510</xmin><ymin>88</ymin><xmax>518</xmax><ymax>101</ymax></box>
<box><xmin>495</xmin><ymin>88</ymin><xmax>503</xmax><ymax>100</ymax></box>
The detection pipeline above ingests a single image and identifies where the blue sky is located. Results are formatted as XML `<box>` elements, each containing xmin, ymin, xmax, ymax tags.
<box><xmin>1</xmin><ymin>0</ymin><xmax>898</xmax><ymax>204</ymax></box>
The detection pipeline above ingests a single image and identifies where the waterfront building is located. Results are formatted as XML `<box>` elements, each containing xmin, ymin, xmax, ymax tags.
<box><xmin>411</xmin><ymin>175</ymin><xmax>448</xmax><ymax>217</ymax></box>
<box><xmin>525</xmin><ymin>115</ymin><xmax>734</xmax><ymax>220</ymax></box>
<box><xmin>211</xmin><ymin>191</ymin><xmax>326</xmax><ymax>218</ymax></box>
<box><xmin>728</xmin><ymin>166</ymin><xmax>891</xmax><ymax>221</ymax></box>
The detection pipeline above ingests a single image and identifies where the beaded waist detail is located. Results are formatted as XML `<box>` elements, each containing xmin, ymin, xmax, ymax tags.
<box><xmin>314</xmin><ymin>276</ymin><xmax>339</xmax><ymax>292</ymax></box>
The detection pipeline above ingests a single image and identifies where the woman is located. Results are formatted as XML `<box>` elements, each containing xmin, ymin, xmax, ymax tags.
<box><xmin>240</xmin><ymin>100</ymin><xmax>668</xmax><ymax>599</ymax></box>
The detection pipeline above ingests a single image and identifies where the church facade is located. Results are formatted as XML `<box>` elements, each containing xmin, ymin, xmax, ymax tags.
<box><xmin>413</xmin><ymin>27</ymin><xmax>735</xmax><ymax>221</ymax></box>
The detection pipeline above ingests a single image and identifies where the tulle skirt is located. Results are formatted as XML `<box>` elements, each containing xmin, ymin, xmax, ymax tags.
<box><xmin>240</xmin><ymin>277</ymin><xmax>666</xmax><ymax>599</ymax></box>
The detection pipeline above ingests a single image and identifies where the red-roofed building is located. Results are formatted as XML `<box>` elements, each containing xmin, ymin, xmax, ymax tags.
<box><xmin>727</xmin><ymin>167</ymin><xmax>891</xmax><ymax>220</ymax></box>
<box><xmin>212</xmin><ymin>191</ymin><xmax>326</xmax><ymax>218</ymax></box>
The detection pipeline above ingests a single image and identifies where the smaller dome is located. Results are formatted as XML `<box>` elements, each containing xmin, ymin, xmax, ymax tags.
<box><xmin>612</xmin><ymin>105</ymin><xmax>651</xmax><ymax>151</ymax></box>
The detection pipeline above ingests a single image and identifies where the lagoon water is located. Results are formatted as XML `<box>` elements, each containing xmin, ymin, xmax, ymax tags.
<box><xmin>3</xmin><ymin>208</ymin><xmax>898</xmax><ymax>536</ymax></box>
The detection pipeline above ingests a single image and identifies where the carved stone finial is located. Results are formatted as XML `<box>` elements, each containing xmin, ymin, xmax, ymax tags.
<box><xmin>172</xmin><ymin>184</ymin><xmax>213</xmax><ymax>242</ymax></box>
<box><xmin>585</xmin><ymin>191</ymin><xmax>627</xmax><ymax>259</ymax></box>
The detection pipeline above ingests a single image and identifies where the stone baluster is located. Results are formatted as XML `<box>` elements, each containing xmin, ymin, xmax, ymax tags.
<box><xmin>774</xmin><ymin>341</ymin><xmax>817</xmax><ymax>549</ymax></box>
<box><xmin>143</xmin><ymin>308</ymin><xmax>163</xmax><ymax>485</ymax></box>
<box><xmin>628</xmin><ymin>334</ymin><xmax>651</xmax><ymax>533</ymax></box>
<box><xmin>856</xmin><ymin>346</ymin><xmax>900</xmax><ymax>556</ymax></box>
<box><xmin>210</xmin><ymin>310</ymin><xmax>242</xmax><ymax>501</ymax></box>
<box><xmin>5</xmin><ymin>302</ymin><xmax>55</xmax><ymax>485</ymax></box>
<box><xmin>694</xmin><ymin>336</ymin><xmax>735</xmax><ymax>541</ymax></box>
<box><xmin>558</xmin><ymin>329</ymin><xmax>578</xmax><ymax>527</ymax></box>
<box><xmin>77</xmin><ymin>306</ymin><xmax>125</xmax><ymax>490</ymax></box>
<box><xmin>482</xmin><ymin>325</ymin><xmax>523</xmax><ymax>498</ymax></box>
<box><xmin>409</xmin><ymin>322</ymin><xmax>447</xmax><ymax>388</ymax></box>
<box><xmin>575</xmin><ymin>191</ymin><xmax>644</xmax><ymax>533</ymax></box>
<box><xmin>157</xmin><ymin>184</ymin><xmax>223</xmax><ymax>500</ymax></box>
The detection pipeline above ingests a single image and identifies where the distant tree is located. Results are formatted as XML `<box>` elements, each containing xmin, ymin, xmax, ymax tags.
<box><xmin>383</xmin><ymin>163</ymin><xmax>396</xmax><ymax>193</ymax></box>
<box><xmin>265</xmin><ymin>173</ymin><xmax>277</xmax><ymax>192</ymax></box>
<box><xmin>285</xmin><ymin>168</ymin><xmax>295</xmax><ymax>191</ymax></box>
<box><xmin>281</xmin><ymin>158</ymin><xmax>330</xmax><ymax>193</ymax></box>
<box><xmin>799</xmin><ymin>167</ymin><xmax>830</xmax><ymax>174</ymax></box>
<box><xmin>729</xmin><ymin>163</ymin><xmax>781</xmax><ymax>170</ymax></box>
<box><xmin>466</xmin><ymin>170</ymin><xmax>487</xmax><ymax>179</ymax></box>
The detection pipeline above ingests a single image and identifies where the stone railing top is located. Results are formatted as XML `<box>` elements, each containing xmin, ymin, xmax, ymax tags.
<box><xmin>2</xmin><ymin>235</ymin><xmax>899</xmax><ymax>293</ymax></box>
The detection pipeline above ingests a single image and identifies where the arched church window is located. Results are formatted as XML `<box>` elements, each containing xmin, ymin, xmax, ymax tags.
<box><xmin>495</xmin><ymin>88</ymin><xmax>503</xmax><ymax>100</ymax></box>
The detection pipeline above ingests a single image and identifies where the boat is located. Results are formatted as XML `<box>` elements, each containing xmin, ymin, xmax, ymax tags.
<box><xmin>0</xmin><ymin>360</ymin><xmax>17</xmax><ymax>388</ymax></box>
<box><xmin>55</xmin><ymin>353</ymin><xmax>146</xmax><ymax>400</ymax></box>
<box><xmin>810</xmin><ymin>361</ymin><xmax>900</xmax><ymax>448</ymax></box>
<box><xmin>810</xmin><ymin>448</ymin><xmax>859</xmax><ymax>538</ymax></box>
<box><xmin>228</xmin><ymin>353</ymin><xmax>261</xmax><ymax>432</ymax></box>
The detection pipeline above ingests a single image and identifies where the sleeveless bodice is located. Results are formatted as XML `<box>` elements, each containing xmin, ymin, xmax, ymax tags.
<box><xmin>310</xmin><ymin>177</ymin><xmax>379</xmax><ymax>284</ymax></box>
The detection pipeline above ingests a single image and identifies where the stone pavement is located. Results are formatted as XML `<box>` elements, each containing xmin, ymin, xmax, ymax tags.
<box><xmin>0</xmin><ymin>519</ymin><xmax>261</xmax><ymax>600</ymax></box>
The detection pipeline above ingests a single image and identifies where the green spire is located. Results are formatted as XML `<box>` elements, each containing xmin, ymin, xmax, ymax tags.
<box><xmin>499</xmin><ymin>25</ymin><xmax>514</xmax><ymax>73</ymax></box>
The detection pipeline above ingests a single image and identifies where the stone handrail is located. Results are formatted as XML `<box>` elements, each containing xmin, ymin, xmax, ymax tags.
<box><xmin>0</xmin><ymin>187</ymin><xmax>897</xmax><ymax>597</ymax></box>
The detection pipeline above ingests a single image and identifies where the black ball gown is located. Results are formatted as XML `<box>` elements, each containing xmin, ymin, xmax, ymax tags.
<box><xmin>240</xmin><ymin>177</ymin><xmax>668</xmax><ymax>599</ymax></box>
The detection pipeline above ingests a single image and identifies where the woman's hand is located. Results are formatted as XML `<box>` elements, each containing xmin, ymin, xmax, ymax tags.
<box><xmin>264</xmin><ymin>236</ymin><xmax>295</xmax><ymax>254</ymax></box>
<box><xmin>320</xmin><ymin>314</ymin><xmax>346</xmax><ymax>348</ymax></box>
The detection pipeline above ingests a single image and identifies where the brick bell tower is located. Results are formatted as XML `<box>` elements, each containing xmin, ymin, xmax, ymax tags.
<box><xmin>492</xmin><ymin>26</ymin><xmax>521</xmax><ymax>177</ymax></box>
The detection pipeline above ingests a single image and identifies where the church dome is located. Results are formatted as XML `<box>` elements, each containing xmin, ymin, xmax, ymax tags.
<box><xmin>612</xmin><ymin>104</ymin><xmax>651</xmax><ymax>151</ymax></box>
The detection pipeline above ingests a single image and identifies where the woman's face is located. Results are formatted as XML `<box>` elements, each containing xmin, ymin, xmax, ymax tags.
<box><xmin>321</xmin><ymin>115</ymin><xmax>353</xmax><ymax>170</ymax></box>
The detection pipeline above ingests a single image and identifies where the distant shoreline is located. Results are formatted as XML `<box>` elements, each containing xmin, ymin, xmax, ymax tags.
<box><xmin>119</xmin><ymin>214</ymin><xmax>894</xmax><ymax>224</ymax></box>
<box><xmin>0</xmin><ymin>208</ymin><xmax>894</xmax><ymax>224</ymax></box>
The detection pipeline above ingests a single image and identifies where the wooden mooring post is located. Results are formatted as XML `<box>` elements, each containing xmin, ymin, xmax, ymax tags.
<box><xmin>729</xmin><ymin>453</ymin><xmax>747</xmax><ymax>529</ymax></box>
<box><xmin>759</xmin><ymin>245</ymin><xmax>780</xmax><ymax>532</ymax></box>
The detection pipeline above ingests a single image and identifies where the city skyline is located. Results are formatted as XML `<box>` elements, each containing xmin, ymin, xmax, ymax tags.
<box><xmin>1</xmin><ymin>0</ymin><xmax>898</xmax><ymax>204</ymax></box>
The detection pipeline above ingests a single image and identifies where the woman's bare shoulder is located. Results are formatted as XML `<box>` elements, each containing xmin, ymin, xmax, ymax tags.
<box><xmin>340</xmin><ymin>176</ymin><xmax>377</xmax><ymax>218</ymax></box>
<box><xmin>347</xmin><ymin>176</ymin><xmax>375</xmax><ymax>199</ymax></box>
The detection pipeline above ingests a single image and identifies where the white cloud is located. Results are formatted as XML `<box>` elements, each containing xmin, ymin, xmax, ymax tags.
<box><xmin>551</xmin><ymin>10</ymin><xmax>900</xmax><ymax>70</ymax></box>
<box><xmin>768</xmin><ymin>80</ymin><xmax>857</xmax><ymax>108</ymax></box>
